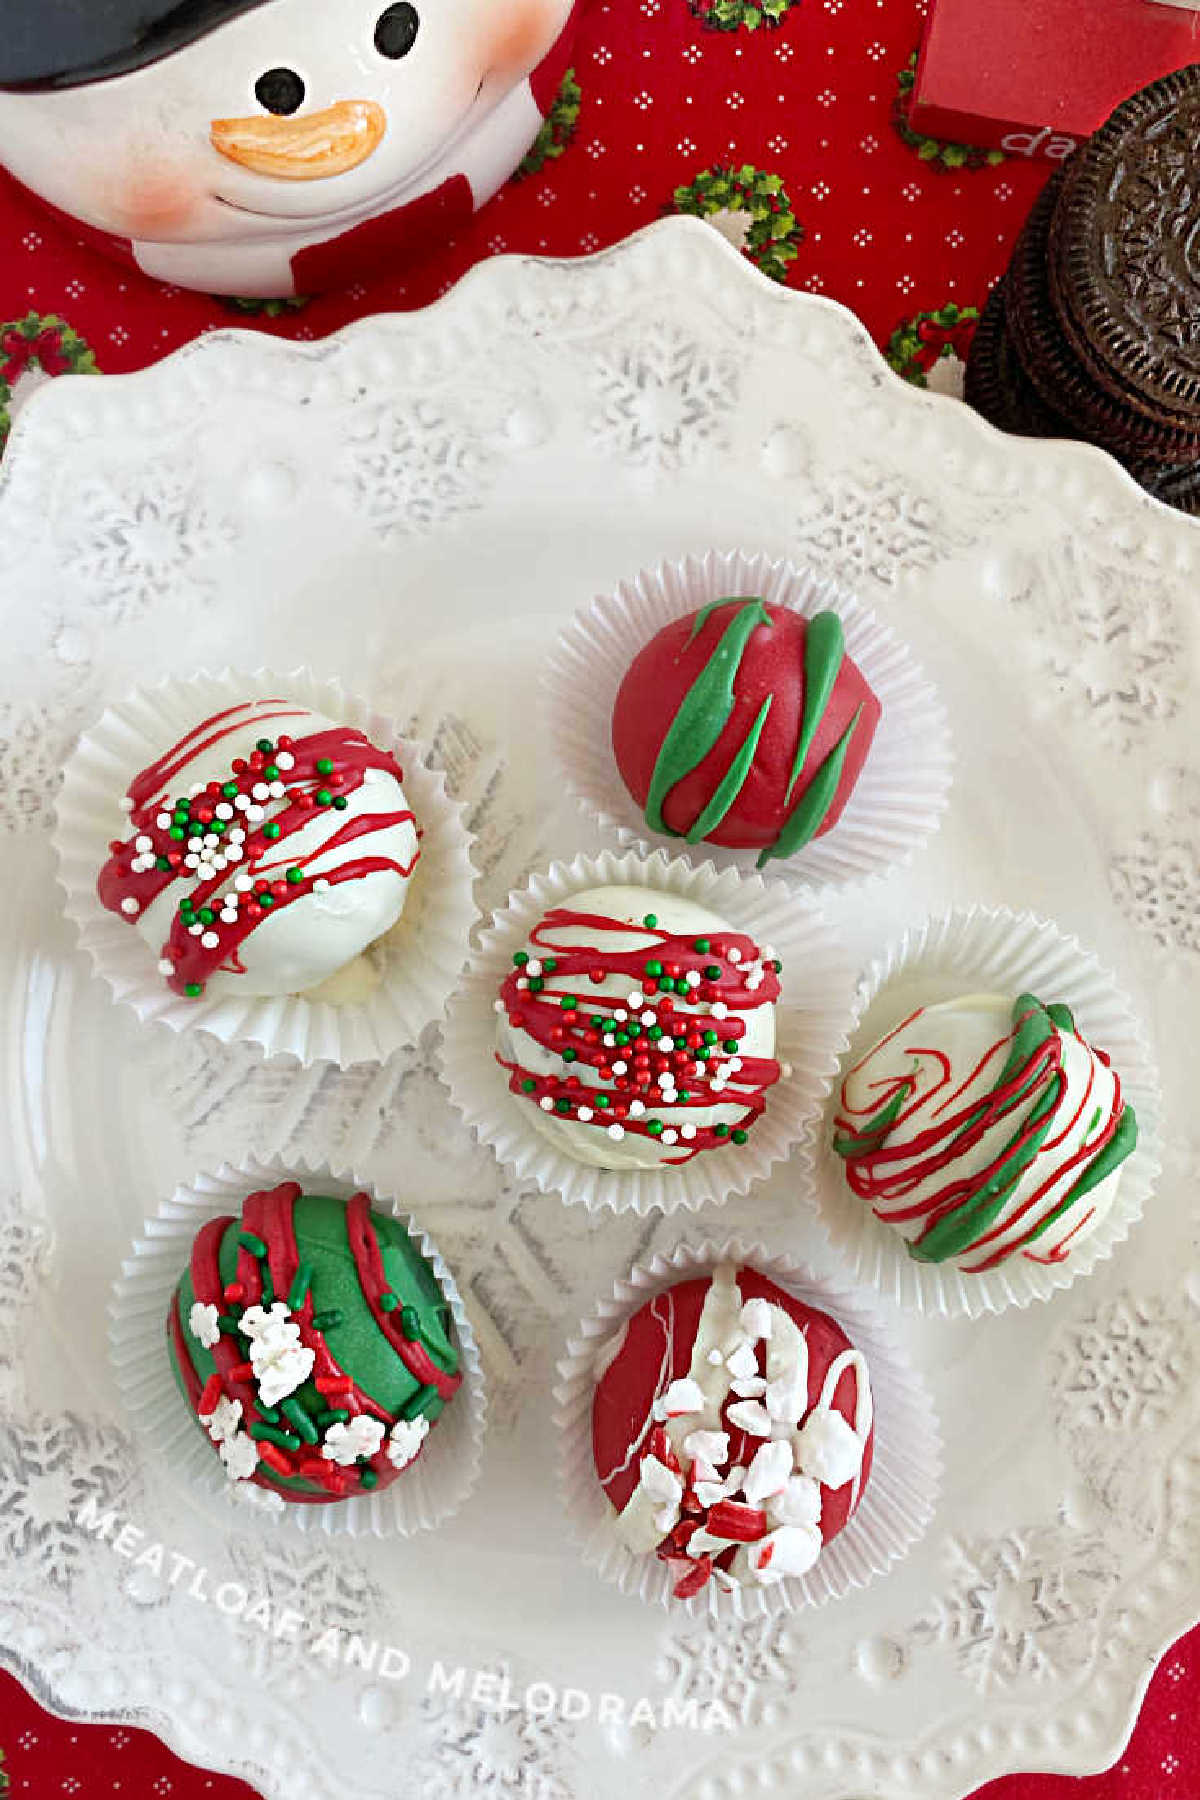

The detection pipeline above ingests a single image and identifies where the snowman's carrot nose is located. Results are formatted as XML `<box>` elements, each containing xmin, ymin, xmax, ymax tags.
<box><xmin>210</xmin><ymin>100</ymin><xmax>386</xmax><ymax>179</ymax></box>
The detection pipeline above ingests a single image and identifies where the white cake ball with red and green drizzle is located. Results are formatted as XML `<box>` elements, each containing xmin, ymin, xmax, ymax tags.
<box><xmin>494</xmin><ymin>885</ymin><xmax>784</xmax><ymax>1172</ymax></box>
<box><xmin>97</xmin><ymin>698</ymin><xmax>420</xmax><ymax>1001</ymax></box>
<box><xmin>592</xmin><ymin>1263</ymin><xmax>874</xmax><ymax>1600</ymax></box>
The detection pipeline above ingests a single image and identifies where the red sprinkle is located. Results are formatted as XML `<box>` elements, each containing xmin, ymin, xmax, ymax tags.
<box><xmin>198</xmin><ymin>1374</ymin><xmax>224</xmax><ymax>1416</ymax></box>
<box><xmin>229</xmin><ymin>1361</ymin><xmax>256</xmax><ymax>1384</ymax></box>
<box><xmin>256</xmin><ymin>1441</ymin><xmax>294</xmax><ymax>1477</ymax></box>
<box><xmin>223</xmin><ymin>1282</ymin><xmax>246</xmax><ymax>1304</ymax></box>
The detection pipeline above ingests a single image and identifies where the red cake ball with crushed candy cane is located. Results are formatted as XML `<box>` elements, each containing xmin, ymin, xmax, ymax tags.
<box><xmin>611</xmin><ymin>598</ymin><xmax>881</xmax><ymax>867</ymax></box>
<box><xmin>97</xmin><ymin>697</ymin><xmax>421</xmax><ymax>1002</ymax></box>
<box><xmin>592</xmin><ymin>1262</ymin><xmax>873</xmax><ymax>1599</ymax></box>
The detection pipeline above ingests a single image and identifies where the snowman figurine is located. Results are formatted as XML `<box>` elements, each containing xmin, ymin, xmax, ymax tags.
<box><xmin>0</xmin><ymin>0</ymin><xmax>581</xmax><ymax>297</ymax></box>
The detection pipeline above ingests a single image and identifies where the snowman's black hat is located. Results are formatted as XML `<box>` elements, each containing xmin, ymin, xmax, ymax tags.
<box><xmin>0</xmin><ymin>0</ymin><xmax>278</xmax><ymax>91</ymax></box>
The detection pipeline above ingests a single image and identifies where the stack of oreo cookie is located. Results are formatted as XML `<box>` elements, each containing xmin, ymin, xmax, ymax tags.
<box><xmin>966</xmin><ymin>67</ymin><xmax>1200</xmax><ymax>513</ymax></box>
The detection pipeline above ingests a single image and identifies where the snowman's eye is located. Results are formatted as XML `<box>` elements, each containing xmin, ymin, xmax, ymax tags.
<box><xmin>255</xmin><ymin>67</ymin><xmax>306</xmax><ymax>115</ymax></box>
<box><xmin>375</xmin><ymin>4</ymin><xmax>419</xmax><ymax>59</ymax></box>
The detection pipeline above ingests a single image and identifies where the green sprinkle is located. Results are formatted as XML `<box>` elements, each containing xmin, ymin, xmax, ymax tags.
<box><xmin>287</xmin><ymin>1262</ymin><xmax>312</xmax><ymax>1311</ymax></box>
<box><xmin>657</xmin><ymin>979</ymin><xmax>673</xmax><ymax>994</ymax></box>
<box><xmin>358</xmin><ymin>1468</ymin><xmax>379</xmax><ymax>1490</ymax></box>
<box><xmin>222</xmin><ymin>782</ymin><xmax>239</xmax><ymax>798</ymax></box>
<box><xmin>724</xmin><ymin>1039</ymin><xmax>739</xmax><ymax>1053</ymax></box>
<box><xmin>543</xmin><ymin>958</ymin><xmax>557</xmax><ymax>973</ymax></box>
<box><xmin>218</xmin><ymin>1314</ymin><xmax>242</xmax><ymax>1334</ymax></box>
<box><xmin>704</xmin><ymin>965</ymin><xmax>722</xmax><ymax>981</ymax></box>
<box><xmin>199</xmin><ymin>908</ymin><xmax>215</xmax><ymax>925</ymax></box>
<box><xmin>731</xmin><ymin>1128</ymin><xmax>749</xmax><ymax>1144</ymax></box>
<box><xmin>286</xmin><ymin>867</ymin><xmax>304</xmax><ymax>885</ymax></box>
<box><xmin>263</xmin><ymin>822</ymin><xmax>282</xmax><ymax>840</ymax></box>
<box><xmin>673</xmin><ymin>979</ymin><xmax>689</xmax><ymax>995</ymax></box>
<box><xmin>169</xmin><ymin>827</ymin><xmax>185</xmax><ymax>842</ymax></box>
<box><xmin>316</xmin><ymin>788</ymin><xmax>332</xmax><ymax>806</ymax></box>
<box><xmin>644</xmin><ymin>960</ymin><xmax>663</xmax><ymax>977</ymax></box>
<box><xmin>528</xmin><ymin>977</ymin><xmax>544</xmax><ymax>993</ymax></box>
<box><xmin>259</xmin><ymin>893</ymin><xmax>275</xmax><ymax>908</ymax></box>
<box><xmin>596</xmin><ymin>1095</ymin><xmax>610</xmax><ymax>1109</ymax></box>
<box><xmin>185</xmin><ymin>982</ymin><xmax>204</xmax><ymax>998</ymax></box>
<box><xmin>400</xmin><ymin>1305</ymin><xmax>420</xmax><ymax>1340</ymax></box>
<box><xmin>264</xmin><ymin>764</ymin><xmax>279</xmax><ymax>781</ymax></box>
<box><xmin>713</xmin><ymin>1123</ymin><xmax>730</xmax><ymax>1138</ymax></box>
<box><xmin>770</xmin><ymin>959</ymin><xmax>782</xmax><ymax>973</ymax></box>
<box><xmin>316</xmin><ymin>757</ymin><xmax>334</xmax><ymax>776</ymax></box>
<box><xmin>643</xmin><ymin>914</ymin><xmax>658</xmax><ymax>928</ymax></box>
<box><xmin>678</xmin><ymin>1091</ymin><xmax>691</xmax><ymax>1102</ymax></box>
<box><xmin>704</xmin><ymin>1030</ymin><xmax>718</xmax><ymax>1044</ymax></box>
<box><xmin>379</xmin><ymin>1292</ymin><xmax>399</xmax><ymax>1312</ymax></box>
<box><xmin>256</xmin><ymin>1404</ymin><xmax>280</xmax><ymax>1424</ymax></box>
<box><xmin>401</xmin><ymin>1383</ymin><xmax>439</xmax><ymax>1422</ymax></box>
<box><xmin>259</xmin><ymin>1265</ymin><xmax>274</xmax><ymax>1306</ymax></box>
<box><xmin>249</xmin><ymin>1424</ymin><xmax>301</xmax><ymax>1450</ymax></box>
<box><xmin>562</xmin><ymin>1048</ymin><xmax>578</xmax><ymax>1062</ymax></box>
<box><xmin>156</xmin><ymin>856</ymin><xmax>171</xmax><ymax>871</ymax></box>
<box><xmin>590</xmin><ymin>1015</ymin><xmax>605</xmax><ymax>1029</ymax></box>
<box><xmin>560</xmin><ymin>995</ymin><xmax>578</xmax><ymax>1010</ymax></box>
<box><xmin>256</xmin><ymin>738</ymin><xmax>273</xmax><ymax>753</ymax></box>
<box><xmin>614</xmin><ymin>1033</ymin><xmax>630</xmax><ymax>1047</ymax></box>
<box><xmin>316</xmin><ymin>1409</ymin><xmax>350</xmax><ymax>1428</ymax></box>
<box><xmin>647</xmin><ymin>1120</ymin><xmax>664</xmax><ymax>1136</ymax></box>
<box><xmin>312</xmin><ymin>1309</ymin><xmax>343</xmax><ymax>1331</ymax></box>
<box><xmin>555</xmin><ymin>1098</ymin><xmax>571</xmax><ymax>1114</ymax></box>
<box><xmin>514</xmin><ymin>951</ymin><xmax>529</xmax><ymax>966</ymax></box>
<box><xmin>333</xmin><ymin>796</ymin><xmax>348</xmax><ymax>810</ymax></box>
<box><xmin>648</xmin><ymin>1025</ymin><xmax>663</xmax><ymax>1040</ymax></box>
<box><xmin>521</xmin><ymin>1078</ymin><xmax>537</xmax><ymax>1093</ymax></box>
<box><xmin>694</xmin><ymin>939</ymin><xmax>710</xmax><ymax>953</ymax></box>
<box><xmin>280</xmin><ymin>1399</ymin><xmax>319</xmax><ymax>1444</ymax></box>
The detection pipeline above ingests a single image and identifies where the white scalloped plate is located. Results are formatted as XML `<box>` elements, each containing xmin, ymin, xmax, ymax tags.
<box><xmin>0</xmin><ymin>218</ymin><xmax>1197</xmax><ymax>1800</ymax></box>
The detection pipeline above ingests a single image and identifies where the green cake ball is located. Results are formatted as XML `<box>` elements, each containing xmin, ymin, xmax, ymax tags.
<box><xmin>168</xmin><ymin>1183</ymin><xmax>462</xmax><ymax>1505</ymax></box>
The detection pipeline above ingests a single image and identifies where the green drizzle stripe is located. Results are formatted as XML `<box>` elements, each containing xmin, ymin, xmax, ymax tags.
<box><xmin>645</xmin><ymin>599</ymin><xmax>772</xmax><ymax>835</ymax></box>
<box><xmin>685</xmin><ymin>695</ymin><xmax>773</xmax><ymax>843</ymax></box>
<box><xmin>1023</xmin><ymin>1104</ymin><xmax>1138</xmax><ymax>1240</ymax></box>
<box><xmin>785</xmin><ymin>610</ymin><xmax>845</xmax><ymax>804</ymax></box>
<box><xmin>831</xmin><ymin>1077</ymin><xmax>913</xmax><ymax>1159</ymax></box>
<box><xmin>686</xmin><ymin>596</ymin><xmax>744</xmax><ymax>645</ymax></box>
<box><xmin>909</xmin><ymin>1075</ymin><xmax>1065</xmax><ymax>1263</ymax></box>
<box><xmin>759</xmin><ymin>705</ymin><xmax>863</xmax><ymax>867</ymax></box>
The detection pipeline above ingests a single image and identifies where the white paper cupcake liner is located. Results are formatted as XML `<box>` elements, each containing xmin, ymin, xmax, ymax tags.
<box><xmin>554</xmin><ymin>1239</ymin><xmax>941</xmax><ymax>1619</ymax></box>
<box><xmin>438</xmin><ymin>847</ymin><xmax>856</xmax><ymax>1215</ymax></box>
<box><xmin>54</xmin><ymin>669</ymin><xmax>478</xmax><ymax>1067</ymax></box>
<box><xmin>109</xmin><ymin>1156</ymin><xmax>487</xmax><ymax>1538</ymax></box>
<box><xmin>543</xmin><ymin>549</ymin><xmax>953</xmax><ymax>889</ymax></box>
<box><xmin>813</xmin><ymin>907</ymin><xmax>1164</xmax><ymax>1319</ymax></box>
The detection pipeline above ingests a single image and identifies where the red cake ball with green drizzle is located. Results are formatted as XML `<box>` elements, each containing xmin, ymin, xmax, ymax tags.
<box><xmin>168</xmin><ymin>1182</ymin><xmax>463</xmax><ymax>1505</ymax></box>
<box><xmin>97</xmin><ymin>697</ymin><xmax>420</xmax><ymax>1002</ymax></box>
<box><xmin>611</xmin><ymin>599</ymin><xmax>881</xmax><ymax>866</ymax></box>
<box><xmin>593</xmin><ymin>1263</ymin><xmax>874</xmax><ymax>1600</ymax></box>
<box><xmin>494</xmin><ymin>885</ymin><xmax>784</xmax><ymax>1172</ymax></box>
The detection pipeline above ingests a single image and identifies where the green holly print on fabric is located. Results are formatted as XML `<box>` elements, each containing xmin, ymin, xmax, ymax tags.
<box><xmin>886</xmin><ymin>303</ymin><xmax>981</xmax><ymax>386</ymax></box>
<box><xmin>892</xmin><ymin>53</ymin><xmax>1005</xmax><ymax>172</ymax></box>
<box><xmin>518</xmin><ymin>69</ymin><xmax>582</xmax><ymax>177</ymax></box>
<box><xmin>0</xmin><ymin>313</ymin><xmax>99</xmax><ymax>455</ymax></box>
<box><xmin>687</xmin><ymin>0</ymin><xmax>797</xmax><ymax>29</ymax></box>
<box><xmin>673</xmin><ymin>164</ymin><xmax>803</xmax><ymax>284</ymax></box>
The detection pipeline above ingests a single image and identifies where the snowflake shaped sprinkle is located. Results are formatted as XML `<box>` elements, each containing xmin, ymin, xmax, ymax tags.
<box><xmin>387</xmin><ymin>1416</ymin><xmax>430</xmax><ymax>1471</ymax></box>
<box><xmin>322</xmin><ymin>1415</ymin><xmax>385</xmax><ymax>1467</ymax></box>
<box><xmin>239</xmin><ymin>1301</ymin><xmax>315</xmax><ymax>1408</ymax></box>
<box><xmin>219</xmin><ymin>1430</ymin><xmax>259</xmax><ymax>1482</ymax></box>
<box><xmin>188</xmin><ymin>1301</ymin><xmax>221</xmax><ymax>1349</ymax></box>
<box><xmin>200</xmin><ymin>1394</ymin><xmax>243</xmax><ymax>1445</ymax></box>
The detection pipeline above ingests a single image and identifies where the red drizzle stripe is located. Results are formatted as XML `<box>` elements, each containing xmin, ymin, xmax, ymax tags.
<box><xmin>345</xmin><ymin>1191</ymin><xmax>462</xmax><ymax>1403</ymax></box>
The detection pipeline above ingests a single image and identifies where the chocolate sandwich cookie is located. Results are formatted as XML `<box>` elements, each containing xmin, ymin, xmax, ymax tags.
<box><xmin>1128</xmin><ymin>455</ymin><xmax>1200</xmax><ymax>516</ymax></box>
<box><xmin>965</xmin><ymin>279</ymin><xmax>1069</xmax><ymax>441</ymax></box>
<box><xmin>1051</xmin><ymin>66</ymin><xmax>1200</xmax><ymax>420</ymax></box>
<box><xmin>1009</xmin><ymin>171</ymin><xmax>1200</xmax><ymax>464</ymax></box>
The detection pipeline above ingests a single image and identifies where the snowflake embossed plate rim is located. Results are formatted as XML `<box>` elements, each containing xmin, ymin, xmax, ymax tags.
<box><xmin>0</xmin><ymin>217</ymin><xmax>1197</xmax><ymax>1800</ymax></box>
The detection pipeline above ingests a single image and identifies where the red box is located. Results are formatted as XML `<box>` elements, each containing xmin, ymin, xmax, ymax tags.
<box><xmin>910</xmin><ymin>0</ymin><xmax>1200</xmax><ymax>161</ymax></box>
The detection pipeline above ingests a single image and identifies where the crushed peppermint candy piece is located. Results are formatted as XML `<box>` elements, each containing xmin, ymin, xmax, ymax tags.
<box><xmin>742</xmin><ymin>1439</ymin><xmax>794</xmax><ymax>1506</ymax></box>
<box><xmin>188</xmin><ymin>1301</ymin><xmax>221</xmax><ymax>1349</ymax></box>
<box><xmin>639</xmin><ymin>1453</ymin><xmax>684</xmax><ymax>1533</ymax></box>
<box><xmin>726</xmin><ymin>1398</ymin><xmax>774</xmax><ymax>1438</ymax></box>
<box><xmin>387</xmin><ymin>1416</ymin><xmax>430</xmax><ymax>1471</ymax></box>
<box><xmin>739</xmin><ymin>1297</ymin><xmax>774</xmax><ymax>1342</ymax></box>
<box><xmin>766</xmin><ymin>1371</ymin><xmax>808</xmax><ymax>1424</ymax></box>
<box><xmin>725</xmin><ymin>1342</ymin><xmax>759</xmax><ymax>1382</ymax></box>
<box><xmin>794</xmin><ymin>1406</ymin><xmax>865</xmax><ymax>1489</ymax></box>
<box><xmin>767</xmin><ymin>1474</ymin><xmax>823</xmax><ymax>1530</ymax></box>
<box><xmin>323</xmin><ymin>1415</ymin><xmax>386</xmax><ymax>1467</ymax></box>
<box><xmin>730</xmin><ymin>1375</ymin><xmax>768</xmax><ymax>1399</ymax></box>
<box><xmin>746</xmin><ymin>1522</ymin><xmax>822</xmax><ymax>1582</ymax></box>
<box><xmin>653</xmin><ymin>1376</ymin><xmax>705</xmax><ymax>1420</ymax></box>
<box><xmin>682</xmin><ymin>1427</ymin><xmax>730</xmax><ymax>1469</ymax></box>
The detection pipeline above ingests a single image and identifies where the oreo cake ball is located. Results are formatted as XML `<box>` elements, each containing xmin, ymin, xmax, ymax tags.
<box><xmin>170</xmin><ymin>1181</ymin><xmax>462</xmax><ymax>1504</ymax></box>
<box><xmin>98</xmin><ymin>698</ymin><xmax>420</xmax><ymax>1002</ymax></box>
<box><xmin>494</xmin><ymin>886</ymin><xmax>784</xmax><ymax>1171</ymax></box>
<box><xmin>593</xmin><ymin>1263</ymin><xmax>873</xmax><ymax>1599</ymax></box>
<box><xmin>612</xmin><ymin>599</ymin><xmax>881</xmax><ymax>866</ymax></box>
<box><xmin>833</xmin><ymin>993</ymin><xmax>1138</xmax><ymax>1273</ymax></box>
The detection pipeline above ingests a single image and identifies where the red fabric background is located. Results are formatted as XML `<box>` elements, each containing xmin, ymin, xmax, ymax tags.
<box><xmin>0</xmin><ymin>0</ymin><xmax>1193</xmax><ymax>1790</ymax></box>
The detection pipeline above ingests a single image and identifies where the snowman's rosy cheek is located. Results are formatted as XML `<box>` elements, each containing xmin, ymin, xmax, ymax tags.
<box><xmin>100</xmin><ymin>159</ymin><xmax>208</xmax><ymax>237</ymax></box>
<box><xmin>481</xmin><ymin>0</ymin><xmax>564</xmax><ymax>79</ymax></box>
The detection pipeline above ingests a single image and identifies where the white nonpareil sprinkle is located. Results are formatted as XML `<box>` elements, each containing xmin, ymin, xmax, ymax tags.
<box><xmin>275</xmin><ymin>751</ymin><xmax>295</xmax><ymax>771</ymax></box>
<box><xmin>234</xmin><ymin>794</ymin><xmax>251</xmax><ymax>812</ymax></box>
<box><xmin>740</xmin><ymin>1297</ymin><xmax>774</xmax><ymax>1342</ymax></box>
<box><xmin>726</xmin><ymin>1398</ymin><xmax>774</xmax><ymax>1438</ymax></box>
<box><xmin>539</xmin><ymin>1097</ymin><xmax>554</xmax><ymax>1112</ymax></box>
<box><xmin>682</xmin><ymin>1427</ymin><xmax>729</xmax><ymax>1469</ymax></box>
<box><xmin>314</xmin><ymin>879</ymin><xmax>331</xmax><ymax>893</ymax></box>
<box><xmin>658</xmin><ymin>1036</ymin><xmax>675</xmax><ymax>1053</ymax></box>
<box><xmin>681</xmin><ymin>1123</ymin><xmax>697</xmax><ymax>1140</ymax></box>
<box><xmin>629</xmin><ymin>1100</ymin><xmax>646</xmax><ymax>1118</ymax></box>
<box><xmin>742</xmin><ymin>1439</ymin><xmax>793</xmax><ymax>1506</ymax></box>
<box><xmin>727</xmin><ymin>948</ymin><xmax>742</xmax><ymax>963</ymax></box>
<box><xmin>685</xmin><ymin>970</ymin><xmax>702</xmax><ymax>988</ymax></box>
<box><xmin>711</xmin><ymin>1002</ymin><xmax>729</xmax><ymax>1020</ymax></box>
<box><xmin>158</xmin><ymin>959</ymin><xmax>174</xmax><ymax>976</ymax></box>
<box><xmin>640</xmin><ymin>1009</ymin><xmax>657</xmax><ymax>1026</ymax></box>
<box><xmin>606</xmin><ymin>1123</ymin><xmax>625</xmax><ymax>1141</ymax></box>
<box><xmin>251</xmin><ymin>782</ymin><xmax>270</xmax><ymax>801</ymax></box>
<box><xmin>614</xmin><ymin>1009</ymin><xmax>629</xmax><ymax>1022</ymax></box>
<box><xmin>612</xmin><ymin>1060</ymin><xmax>628</xmax><ymax>1075</ymax></box>
<box><xmin>794</xmin><ymin>1407</ymin><xmax>865</xmax><ymax>1490</ymax></box>
<box><xmin>707</xmin><ymin>1347</ymin><xmax>724</xmax><ymax>1366</ymax></box>
<box><xmin>268</xmin><ymin>781</ymin><xmax>286</xmax><ymax>800</ymax></box>
<box><xmin>189</xmin><ymin>923</ymin><xmax>204</xmax><ymax>937</ymax></box>
<box><xmin>188</xmin><ymin>782</ymin><xmax>203</xmax><ymax>797</ymax></box>
<box><xmin>626</xmin><ymin>991</ymin><xmax>644</xmax><ymax>1009</ymax></box>
<box><xmin>200</xmin><ymin>931</ymin><xmax>220</xmax><ymax>949</ymax></box>
<box><xmin>246</xmin><ymin>805</ymin><xmax>265</xmax><ymax>824</ymax></box>
<box><xmin>203</xmin><ymin>833</ymin><xmax>218</xmax><ymax>849</ymax></box>
<box><xmin>657</xmin><ymin>1073</ymin><xmax>675</xmax><ymax>1090</ymax></box>
<box><xmin>120</xmin><ymin>897</ymin><xmax>139</xmax><ymax>916</ymax></box>
<box><xmin>235</xmin><ymin>874</ymin><xmax>253</xmax><ymax>892</ymax></box>
<box><xmin>516</xmin><ymin>978</ymin><xmax>529</xmax><ymax>990</ymax></box>
<box><xmin>655</xmin><ymin>1376</ymin><xmax>705</xmax><ymax>1419</ymax></box>
<box><xmin>118</xmin><ymin>796</ymin><xmax>134</xmax><ymax>813</ymax></box>
<box><xmin>215</xmin><ymin>803</ymin><xmax>234</xmax><ymax>820</ymax></box>
<box><xmin>134</xmin><ymin>834</ymin><xmax>152</xmax><ymax>852</ymax></box>
<box><xmin>187</xmin><ymin>837</ymin><xmax>202</xmax><ymax>853</ymax></box>
<box><xmin>156</xmin><ymin>813</ymin><xmax>171</xmax><ymax>829</ymax></box>
<box><xmin>602</xmin><ymin>1035</ymin><xmax>616</xmax><ymax>1048</ymax></box>
<box><xmin>661</xmin><ymin>1129</ymin><xmax>679</xmax><ymax>1146</ymax></box>
<box><xmin>525</xmin><ymin>960</ymin><xmax>542</xmax><ymax>977</ymax></box>
<box><xmin>577</xmin><ymin>1106</ymin><xmax>593</xmax><ymax>1122</ymax></box>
